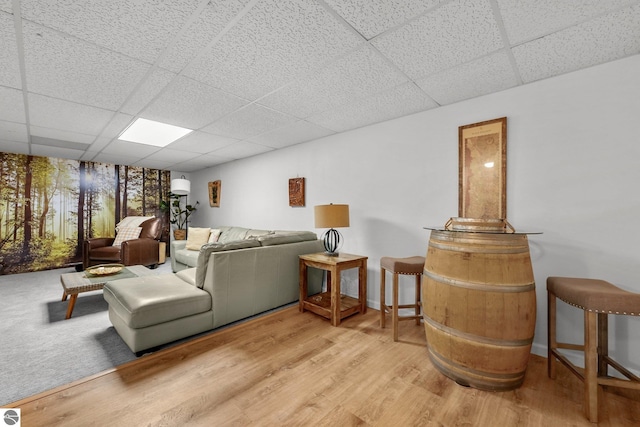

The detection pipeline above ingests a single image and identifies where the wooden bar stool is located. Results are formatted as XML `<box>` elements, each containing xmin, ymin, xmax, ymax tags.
<box><xmin>547</xmin><ymin>276</ymin><xmax>640</xmax><ymax>423</ymax></box>
<box><xmin>380</xmin><ymin>256</ymin><xmax>425</xmax><ymax>341</ymax></box>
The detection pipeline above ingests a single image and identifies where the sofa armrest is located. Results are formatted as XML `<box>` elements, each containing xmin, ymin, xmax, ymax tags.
<box><xmin>170</xmin><ymin>240</ymin><xmax>188</xmax><ymax>271</ymax></box>
<box><xmin>121</xmin><ymin>238</ymin><xmax>159</xmax><ymax>266</ymax></box>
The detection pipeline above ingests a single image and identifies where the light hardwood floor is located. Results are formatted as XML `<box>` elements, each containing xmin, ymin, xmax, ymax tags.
<box><xmin>12</xmin><ymin>307</ymin><xmax>639</xmax><ymax>426</ymax></box>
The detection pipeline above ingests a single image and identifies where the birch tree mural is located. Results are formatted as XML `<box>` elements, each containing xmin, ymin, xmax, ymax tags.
<box><xmin>0</xmin><ymin>152</ymin><xmax>170</xmax><ymax>275</ymax></box>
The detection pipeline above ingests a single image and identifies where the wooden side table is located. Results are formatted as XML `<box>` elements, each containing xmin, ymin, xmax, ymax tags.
<box><xmin>299</xmin><ymin>252</ymin><xmax>368</xmax><ymax>326</ymax></box>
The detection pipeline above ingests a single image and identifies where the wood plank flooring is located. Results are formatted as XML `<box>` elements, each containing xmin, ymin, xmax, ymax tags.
<box><xmin>11</xmin><ymin>307</ymin><xmax>640</xmax><ymax>426</ymax></box>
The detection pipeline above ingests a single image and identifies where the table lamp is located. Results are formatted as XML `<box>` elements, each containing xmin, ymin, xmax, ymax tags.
<box><xmin>314</xmin><ymin>204</ymin><xmax>349</xmax><ymax>256</ymax></box>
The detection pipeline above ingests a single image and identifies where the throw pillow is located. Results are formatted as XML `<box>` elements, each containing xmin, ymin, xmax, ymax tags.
<box><xmin>115</xmin><ymin>216</ymin><xmax>154</xmax><ymax>233</ymax></box>
<box><xmin>186</xmin><ymin>227</ymin><xmax>212</xmax><ymax>250</ymax></box>
<box><xmin>112</xmin><ymin>226</ymin><xmax>142</xmax><ymax>247</ymax></box>
<box><xmin>208</xmin><ymin>228</ymin><xmax>221</xmax><ymax>243</ymax></box>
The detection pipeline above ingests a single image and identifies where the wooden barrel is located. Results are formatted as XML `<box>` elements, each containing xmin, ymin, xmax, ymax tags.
<box><xmin>422</xmin><ymin>229</ymin><xmax>536</xmax><ymax>391</ymax></box>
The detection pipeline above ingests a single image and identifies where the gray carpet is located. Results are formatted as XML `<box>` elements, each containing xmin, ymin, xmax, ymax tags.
<box><xmin>0</xmin><ymin>261</ymin><xmax>173</xmax><ymax>405</ymax></box>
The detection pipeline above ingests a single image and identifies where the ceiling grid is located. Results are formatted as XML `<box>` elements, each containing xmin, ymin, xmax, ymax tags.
<box><xmin>0</xmin><ymin>0</ymin><xmax>638</xmax><ymax>171</ymax></box>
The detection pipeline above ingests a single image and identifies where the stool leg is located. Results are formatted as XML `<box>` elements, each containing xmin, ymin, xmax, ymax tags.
<box><xmin>392</xmin><ymin>272</ymin><xmax>399</xmax><ymax>342</ymax></box>
<box><xmin>548</xmin><ymin>290</ymin><xmax>557</xmax><ymax>379</ymax></box>
<box><xmin>585</xmin><ymin>310</ymin><xmax>599</xmax><ymax>423</ymax></box>
<box><xmin>380</xmin><ymin>267</ymin><xmax>386</xmax><ymax>328</ymax></box>
<box><xmin>414</xmin><ymin>274</ymin><xmax>421</xmax><ymax>325</ymax></box>
<box><xmin>597</xmin><ymin>313</ymin><xmax>608</xmax><ymax>377</ymax></box>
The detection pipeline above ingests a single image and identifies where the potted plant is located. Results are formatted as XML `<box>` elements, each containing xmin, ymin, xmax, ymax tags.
<box><xmin>160</xmin><ymin>192</ymin><xmax>199</xmax><ymax>240</ymax></box>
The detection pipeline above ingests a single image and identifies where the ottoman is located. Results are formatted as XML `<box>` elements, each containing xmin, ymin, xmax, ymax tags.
<box><xmin>103</xmin><ymin>269</ymin><xmax>214</xmax><ymax>355</ymax></box>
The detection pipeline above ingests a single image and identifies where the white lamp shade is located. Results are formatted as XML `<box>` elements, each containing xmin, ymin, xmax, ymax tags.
<box><xmin>171</xmin><ymin>178</ymin><xmax>190</xmax><ymax>195</ymax></box>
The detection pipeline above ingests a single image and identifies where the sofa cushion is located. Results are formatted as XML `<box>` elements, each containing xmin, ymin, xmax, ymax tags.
<box><xmin>174</xmin><ymin>247</ymin><xmax>200</xmax><ymax>268</ymax></box>
<box><xmin>246</xmin><ymin>229</ymin><xmax>273</xmax><ymax>239</ymax></box>
<box><xmin>195</xmin><ymin>240</ymin><xmax>261</xmax><ymax>288</ymax></box>
<box><xmin>218</xmin><ymin>227</ymin><xmax>250</xmax><ymax>243</ymax></box>
<box><xmin>175</xmin><ymin>268</ymin><xmax>197</xmax><ymax>286</ymax></box>
<box><xmin>258</xmin><ymin>231</ymin><xmax>318</xmax><ymax>246</ymax></box>
<box><xmin>103</xmin><ymin>274</ymin><xmax>211</xmax><ymax>329</ymax></box>
<box><xmin>185</xmin><ymin>227</ymin><xmax>211</xmax><ymax>250</ymax></box>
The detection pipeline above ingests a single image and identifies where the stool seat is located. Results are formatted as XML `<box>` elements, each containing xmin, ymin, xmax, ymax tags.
<box><xmin>380</xmin><ymin>256</ymin><xmax>425</xmax><ymax>275</ymax></box>
<box><xmin>380</xmin><ymin>256</ymin><xmax>425</xmax><ymax>341</ymax></box>
<box><xmin>547</xmin><ymin>276</ymin><xmax>640</xmax><ymax>423</ymax></box>
<box><xmin>547</xmin><ymin>276</ymin><xmax>640</xmax><ymax>315</ymax></box>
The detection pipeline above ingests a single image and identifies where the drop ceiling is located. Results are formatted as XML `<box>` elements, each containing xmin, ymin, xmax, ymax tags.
<box><xmin>1</xmin><ymin>0</ymin><xmax>639</xmax><ymax>172</ymax></box>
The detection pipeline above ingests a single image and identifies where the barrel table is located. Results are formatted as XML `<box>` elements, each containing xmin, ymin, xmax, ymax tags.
<box><xmin>422</xmin><ymin>226</ymin><xmax>539</xmax><ymax>391</ymax></box>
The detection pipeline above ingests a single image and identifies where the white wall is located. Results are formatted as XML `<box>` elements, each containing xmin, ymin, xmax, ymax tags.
<box><xmin>185</xmin><ymin>54</ymin><xmax>640</xmax><ymax>370</ymax></box>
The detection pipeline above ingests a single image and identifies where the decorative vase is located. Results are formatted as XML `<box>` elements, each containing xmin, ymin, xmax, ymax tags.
<box><xmin>173</xmin><ymin>229</ymin><xmax>187</xmax><ymax>240</ymax></box>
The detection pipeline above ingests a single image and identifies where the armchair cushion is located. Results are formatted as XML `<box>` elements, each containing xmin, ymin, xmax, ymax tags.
<box><xmin>112</xmin><ymin>227</ymin><xmax>142</xmax><ymax>247</ymax></box>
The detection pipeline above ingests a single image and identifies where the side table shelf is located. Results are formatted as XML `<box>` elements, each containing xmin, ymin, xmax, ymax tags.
<box><xmin>299</xmin><ymin>252</ymin><xmax>368</xmax><ymax>326</ymax></box>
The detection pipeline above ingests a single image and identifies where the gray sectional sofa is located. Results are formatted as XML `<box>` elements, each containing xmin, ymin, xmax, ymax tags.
<box><xmin>103</xmin><ymin>227</ymin><xmax>324</xmax><ymax>354</ymax></box>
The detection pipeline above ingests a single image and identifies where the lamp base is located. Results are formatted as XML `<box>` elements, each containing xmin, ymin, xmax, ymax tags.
<box><xmin>322</xmin><ymin>228</ymin><xmax>343</xmax><ymax>257</ymax></box>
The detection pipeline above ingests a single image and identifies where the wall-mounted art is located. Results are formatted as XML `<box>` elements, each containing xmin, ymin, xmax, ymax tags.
<box><xmin>0</xmin><ymin>152</ymin><xmax>170</xmax><ymax>275</ymax></box>
<box><xmin>208</xmin><ymin>180</ymin><xmax>221</xmax><ymax>207</ymax></box>
<box><xmin>458</xmin><ymin>117</ymin><xmax>507</xmax><ymax>219</ymax></box>
<box><xmin>288</xmin><ymin>177</ymin><xmax>305</xmax><ymax>207</ymax></box>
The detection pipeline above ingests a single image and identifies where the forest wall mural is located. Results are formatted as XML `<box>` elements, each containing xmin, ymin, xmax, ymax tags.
<box><xmin>0</xmin><ymin>152</ymin><xmax>170</xmax><ymax>275</ymax></box>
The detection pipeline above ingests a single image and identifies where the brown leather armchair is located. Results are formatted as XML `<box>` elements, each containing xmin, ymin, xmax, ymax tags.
<box><xmin>83</xmin><ymin>217</ymin><xmax>162</xmax><ymax>270</ymax></box>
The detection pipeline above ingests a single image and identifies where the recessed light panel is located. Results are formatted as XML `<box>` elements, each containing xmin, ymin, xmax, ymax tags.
<box><xmin>118</xmin><ymin>118</ymin><xmax>192</xmax><ymax>147</ymax></box>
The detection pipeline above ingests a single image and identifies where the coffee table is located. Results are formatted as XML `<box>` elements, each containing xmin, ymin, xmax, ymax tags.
<box><xmin>60</xmin><ymin>265</ymin><xmax>156</xmax><ymax>319</ymax></box>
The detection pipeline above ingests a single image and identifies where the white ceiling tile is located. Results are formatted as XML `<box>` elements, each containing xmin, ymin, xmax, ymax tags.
<box><xmin>31</xmin><ymin>144</ymin><xmax>84</xmax><ymax>160</ymax></box>
<box><xmin>80</xmin><ymin>151</ymin><xmax>98</xmax><ymax>161</ymax></box>
<box><xmin>0</xmin><ymin>140</ymin><xmax>29</xmax><ymax>154</ymax></box>
<box><xmin>166</xmin><ymin>131</ymin><xmax>238</xmax><ymax>154</ymax></box>
<box><xmin>0</xmin><ymin>13</ymin><xmax>22</xmax><ymax>89</ymax></box>
<box><xmin>167</xmin><ymin>154</ymin><xmax>233</xmax><ymax>172</ymax></box>
<box><xmin>203</xmin><ymin>104</ymin><xmax>298</xmax><ymax>140</ymax></box>
<box><xmin>100</xmin><ymin>113</ymin><xmax>134</xmax><ymax>139</ymax></box>
<box><xmin>372</xmin><ymin>0</ymin><xmax>504</xmax><ymax>79</ymax></box>
<box><xmin>101</xmin><ymin>140</ymin><xmax>160</xmax><ymax>158</ymax></box>
<box><xmin>20</xmin><ymin>0</ymin><xmax>199</xmax><ymax>64</ymax></box>
<box><xmin>513</xmin><ymin>4</ymin><xmax>640</xmax><ymax>83</ymax></box>
<box><xmin>248</xmin><ymin>120</ymin><xmax>334</xmax><ymax>149</ymax></box>
<box><xmin>132</xmin><ymin>158</ymin><xmax>175</xmax><ymax>170</ymax></box>
<box><xmin>184</xmin><ymin>0</ymin><xmax>364</xmax><ymax>100</ymax></box>
<box><xmin>159</xmin><ymin>0</ymin><xmax>251</xmax><ymax>73</ymax></box>
<box><xmin>416</xmin><ymin>51</ymin><xmax>518</xmax><ymax>105</ymax></box>
<box><xmin>87</xmin><ymin>137</ymin><xmax>112</xmax><ymax>153</ymax></box>
<box><xmin>308</xmin><ymin>83</ymin><xmax>438</xmax><ymax>132</ymax></box>
<box><xmin>28</xmin><ymin>93</ymin><xmax>114</xmax><ymax>136</ymax></box>
<box><xmin>259</xmin><ymin>44</ymin><xmax>408</xmax><ymax>118</ymax></box>
<box><xmin>210</xmin><ymin>141</ymin><xmax>273</xmax><ymax>159</ymax></box>
<box><xmin>91</xmin><ymin>152</ymin><xmax>145</xmax><ymax>166</ymax></box>
<box><xmin>22</xmin><ymin>22</ymin><xmax>150</xmax><ymax>111</ymax></box>
<box><xmin>497</xmin><ymin>0</ymin><xmax>638</xmax><ymax>45</ymax></box>
<box><xmin>324</xmin><ymin>0</ymin><xmax>444</xmax><ymax>39</ymax></box>
<box><xmin>120</xmin><ymin>68</ymin><xmax>176</xmax><ymax>116</ymax></box>
<box><xmin>0</xmin><ymin>1</ymin><xmax>12</xmax><ymax>13</ymax></box>
<box><xmin>0</xmin><ymin>87</ymin><xmax>26</xmax><ymax>123</ymax></box>
<box><xmin>144</xmin><ymin>147</ymin><xmax>202</xmax><ymax>163</ymax></box>
<box><xmin>30</xmin><ymin>135</ymin><xmax>90</xmax><ymax>150</ymax></box>
<box><xmin>0</xmin><ymin>121</ymin><xmax>28</xmax><ymax>143</ymax></box>
<box><xmin>141</xmin><ymin>76</ymin><xmax>247</xmax><ymax>130</ymax></box>
<box><xmin>30</xmin><ymin>126</ymin><xmax>95</xmax><ymax>144</ymax></box>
